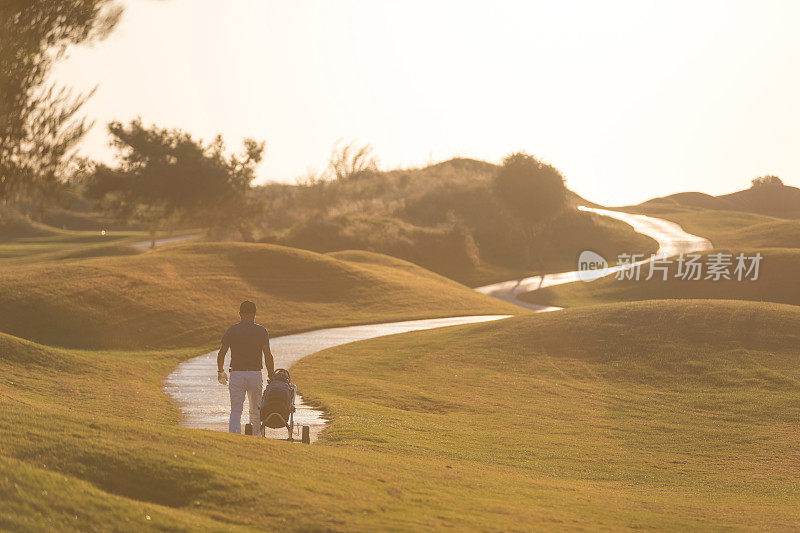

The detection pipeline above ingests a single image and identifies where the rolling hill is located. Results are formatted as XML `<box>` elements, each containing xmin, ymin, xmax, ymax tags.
<box><xmin>639</xmin><ymin>180</ymin><xmax>800</xmax><ymax>219</ymax></box>
<box><xmin>624</xmin><ymin>180</ymin><xmax>800</xmax><ymax>252</ymax></box>
<box><xmin>256</xmin><ymin>157</ymin><xmax>654</xmax><ymax>285</ymax></box>
<box><xmin>3</xmin><ymin>300</ymin><xmax>798</xmax><ymax>529</ymax></box>
<box><xmin>292</xmin><ymin>300</ymin><xmax>800</xmax><ymax>528</ymax></box>
<box><xmin>529</xmin><ymin>181</ymin><xmax>800</xmax><ymax>310</ymax></box>
<box><xmin>520</xmin><ymin>247</ymin><xmax>800</xmax><ymax>308</ymax></box>
<box><xmin>0</xmin><ymin>206</ymin><xmax>66</xmax><ymax>239</ymax></box>
<box><xmin>0</xmin><ymin>242</ymin><xmax>520</xmax><ymax>349</ymax></box>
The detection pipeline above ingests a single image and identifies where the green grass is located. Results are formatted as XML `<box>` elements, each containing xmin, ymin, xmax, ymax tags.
<box><xmin>0</xmin><ymin>234</ymin><xmax>149</xmax><ymax>261</ymax></box>
<box><xmin>522</xmin><ymin>203</ymin><xmax>800</xmax><ymax>309</ymax></box>
<box><xmin>520</xmin><ymin>247</ymin><xmax>800</xmax><ymax>308</ymax></box>
<box><xmin>638</xmin><ymin>182</ymin><xmax>800</xmax><ymax>219</ymax></box>
<box><xmin>4</xmin><ymin>202</ymin><xmax>795</xmax><ymax>529</ymax></box>
<box><xmin>0</xmin><ymin>207</ymin><xmax>132</xmax><ymax>251</ymax></box>
<box><xmin>0</xmin><ymin>228</ymin><xmax>206</xmax><ymax>263</ymax></box>
<box><xmin>0</xmin><ymin>213</ymin><xmax>63</xmax><ymax>239</ymax></box>
<box><xmin>0</xmin><ymin>242</ymin><xmax>519</xmax><ymax>349</ymax></box>
<box><xmin>294</xmin><ymin>299</ymin><xmax>800</xmax><ymax>528</ymax></box>
<box><xmin>45</xmin><ymin>243</ymin><xmax>144</xmax><ymax>260</ymax></box>
<box><xmin>625</xmin><ymin>202</ymin><xmax>800</xmax><ymax>251</ymax></box>
<box><xmin>2</xmin><ymin>300</ymin><xmax>799</xmax><ymax>530</ymax></box>
<box><xmin>621</xmin><ymin>204</ymin><xmax>779</xmax><ymax>246</ymax></box>
<box><xmin>718</xmin><ymin>219</ymin><xmax>800</xmax><ymax>248</ymax></box>
<box><xmin>0</xmin><ymin>206</ymin><xmax>202</xmax><ymax>262</ymax></box>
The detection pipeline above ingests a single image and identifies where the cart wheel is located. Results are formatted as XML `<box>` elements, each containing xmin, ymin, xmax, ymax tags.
<box><xmin>244</xmin><ymin>423</ymin><xmax>252</xmax><ymax>436</ymax></box>
<box><xmin>301</xmin><ymin>425</ymin><xmax>310</xmax><ymax>444</ymax></box>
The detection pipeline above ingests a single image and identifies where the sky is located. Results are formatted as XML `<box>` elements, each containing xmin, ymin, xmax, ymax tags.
<box><xmin>51</xmin><ymin>0</ymin><xmax>800</xmax><ymax>206</ymax></box>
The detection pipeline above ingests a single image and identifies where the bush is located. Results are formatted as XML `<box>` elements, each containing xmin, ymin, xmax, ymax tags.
<box><xmin>751</xmin><ymin>175</ymin><xmax>783</xmax><ymax>188</ymax></box>
<box><xmin>273</xmin><ymin>215</ymin><xmax>479</xmax><ymax>278</ymax></box>
<box><xmin>402</xmin><ymin>183</ymin><xmax>525</xmax><ymax>268</ymax></box>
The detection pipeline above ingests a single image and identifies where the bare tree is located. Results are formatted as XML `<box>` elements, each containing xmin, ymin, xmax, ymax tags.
<box><xmin>327</xmin><ymin>140</ymin><xmax>378</xmax><ymax>181</ymax></box>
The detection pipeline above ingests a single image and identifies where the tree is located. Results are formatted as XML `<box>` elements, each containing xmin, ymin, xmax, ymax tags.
<box><xmin>84</xmin><ymin>119</ymin><xmax>265</xmax><ymax>247</ymax></box>
<box><xmin>751</xmin><ymin>175</ymin><xmax>783</xmax><ymax>188</ymax></box>
<box><xmin>0</xmin><ymin>0</ymin><xmax>121</xmax><ymax>202</ymax></box>
<box><xmin>493</xmin><ymin>152</ymin><xmax>568</xmax><ymax>269</ymax></box>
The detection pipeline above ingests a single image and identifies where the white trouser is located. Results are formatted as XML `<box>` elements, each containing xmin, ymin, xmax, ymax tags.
<box><xmin>228</xmin><ymin>370</ymin><xmax>263</xmax><ymax>436</ymax></box>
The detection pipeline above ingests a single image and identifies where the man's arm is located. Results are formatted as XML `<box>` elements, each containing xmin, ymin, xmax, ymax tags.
<box><xmin>217</xmin><ymin>342</ymin><xmax>229</xmax><ymax>373</ymax></box>
<box><xmin>263</xmin><ymin>343</ymin><xmax>274</xmax><ymax>377</ymax></box>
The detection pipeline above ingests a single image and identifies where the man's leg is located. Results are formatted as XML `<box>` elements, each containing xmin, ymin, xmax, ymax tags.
<box><xmin>246</xmin><ymin>371</ymin><xmax>263</xmax><ymax>437</ymax></box>
<box><xmin>228</xmin><ymin>371</ymin><xmax>246</xmax><ymax>434</ymax></box>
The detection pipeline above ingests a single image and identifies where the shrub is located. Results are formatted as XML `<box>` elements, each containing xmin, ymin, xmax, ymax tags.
<box><xmin>275</xmin><ymin>215</ymin><xmax>479</xmax><ymax>277</ymax></box>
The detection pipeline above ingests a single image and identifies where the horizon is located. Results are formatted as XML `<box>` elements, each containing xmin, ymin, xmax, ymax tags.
<box><xmin>50</xmin><ymin>0</ymin><xmax>800</xmax><ymax>206</ymax></box>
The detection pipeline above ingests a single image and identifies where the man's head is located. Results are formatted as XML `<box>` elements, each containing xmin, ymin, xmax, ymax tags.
<box><xmin>239</xmin><ymin>300</ymin><xmax>256</xmax><ymax>320</ymax></box>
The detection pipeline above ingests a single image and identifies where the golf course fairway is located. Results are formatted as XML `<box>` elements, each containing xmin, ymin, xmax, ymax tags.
<box><xmin>3</xmin><ymin>298</ymin><xmax>799</xmax><ymax>530</ymax></box>
<box><xmin>0</xmin><ymin>242</ymin><xmax>519</xmax><ymax>349</ymax></box>
<box><xmin>165</xmin><ymin>315</ymin><xmax>511</xmax><ymax>443</ymax></box>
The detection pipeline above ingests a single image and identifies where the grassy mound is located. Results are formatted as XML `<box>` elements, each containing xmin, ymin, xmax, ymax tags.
<box><xmin>326</xmin><ymin>249</ymin><xmax>434</xmax><ymax>270</ymax></box>
<box><xmin>292</xmin><ymin>300</ymin><xmax>800</xmax><ymax>528</ymax></box>
<box><xmin>0</xmin><ymin>332</ymin><xmax>273</xmax><ymax>531</ymax></box>
<box><xmin>622</xmin><ymin>205</ymin><xmax>777</xmax><ymax>246</ymax></box>
<box><xmin>0</xmin><ymin>208</ymin><xmax>149</xmax><ymax>263</ymax></box>
<box><xmin>643</xmin><ymin>191</ymin><xmax>733</xmax><ymax>210</ymax></box>
<box><xmin>641</xmin><ymin>182</ymin><xmax>800</xmax><ymax>219</ymax></box>
<box><xmin>51</xmin><ymin>243</ymin><xmax>144</xmax><ymax>260</ymax></box>
<box><xmin>520</xmin><ymin>247</ymin><xmax>800</xmax><ymax>308</ymax></box>
<box><xmin>3</xmin><ymin>301</ymin><xmax>798</xmax><ymax>530</ymax></box>
<box><xmin>0</xmin><ymin>242</ymin><xmax>518</xmax><ymax>349</ymax></box>
<box><xmin>622</xmin><ymin>203</ymin><xmax>800</xmax><ymax>253</ymax></box>
<box><xmin>0</xmin><ymin>233</ymin><xmax>142</xmax><ymax>262</ymax></box>
<box><xmin>629</xmin><ymin>184</ymin><xmax>800</xmax><ymax>251</ymax></box>
<box><xmin>258</xmin><ymin>158</ymin><xmax>650</xmax><ymax>285</ymax></box>
<box><xmin>39</xmin><ymin>208</ymin><xmax>136</xmax><ymax>232</ymax></box>
<box><xmin>275</xmin><ymin>214</ymin><xmax>480</xmax><ymax>279</ymax></box>
<box><xmin>717</xmin><ymin>219</ymin><xmax>800</xmax><ymax>249</ymax></box>
<box><xmin>0</xmin><ymin>207</ymin><xmax>64</xmax><ymax>239</ymax></box>
<box><xmin>718</xmin><ymin>182</ymin><xmax>800</xmax><ymax>218</ymax></box>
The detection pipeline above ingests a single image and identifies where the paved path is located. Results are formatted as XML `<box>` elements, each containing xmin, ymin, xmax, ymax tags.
<box><xmin>578</xmin><ymin>207</ymin><xmax>712</xmax><ymax>256</ymax></box>
<box><xmin>164</xmin><ymin>207</ymin><xmax>711</xmax><ymax>443</ymax></box>
<box><xmin>131</xmin><ymin>233</ymin><xmax>201</xmax><ymax>249</ymax></box>
<box><xmin>164</xmin><ymin>315</ymin><xmax>510</xmax><ymax>443</ymax></box>
<box><xmin>474</xmin><ymin>206</ymin><xmax>712</xmax><ymax>310</ymax></box>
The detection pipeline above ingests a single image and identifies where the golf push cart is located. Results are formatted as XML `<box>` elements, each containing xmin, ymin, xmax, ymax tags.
<box><xmin>245</xmin><ymin>368</ymin><xmax>310</xmax><ymax>444</ymax></box>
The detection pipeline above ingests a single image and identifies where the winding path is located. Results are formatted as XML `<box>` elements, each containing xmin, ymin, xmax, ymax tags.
<box><xmin>474</xmin><ymin>206</ymin><xmax>712</xmax><ymax>310</ymax></box>
<box><xmin>164</xmin><ymin>315</ymin><xmax>510</xmax><ymax>443</ymax></box>
<box><xmin>130</xmin><ymin>233</ymin><xmax>201</xmax><ymax>249</ymax></box>
<box><xmin>164</xmin><ymin>207</ymin><xmax>711</xmax><ymax>442</ymax></box>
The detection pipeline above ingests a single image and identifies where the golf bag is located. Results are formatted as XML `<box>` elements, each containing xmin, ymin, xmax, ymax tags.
<box><xmin>260</xmin><ymin>369</ymin><xmax>293</xmax><ymax>429</ymax></box>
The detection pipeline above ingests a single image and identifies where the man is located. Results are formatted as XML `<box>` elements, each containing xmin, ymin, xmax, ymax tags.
<box><xmin>217</xmin><ymin>301</ymin><xmax>274</xmax><ymax>436</ymax></box>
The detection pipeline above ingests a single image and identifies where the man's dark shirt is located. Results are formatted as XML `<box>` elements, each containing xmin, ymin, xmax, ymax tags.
<box><xmin>222</xmin><ymin>320</ymin><xmax>269</xmax><ymax>371</ymax></box>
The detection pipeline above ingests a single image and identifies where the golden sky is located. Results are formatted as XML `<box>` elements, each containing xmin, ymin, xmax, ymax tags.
<box><xmin>52</xmin><ymin>0</ymin><xmax>800</xmax><ymax>205</ymax></box>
